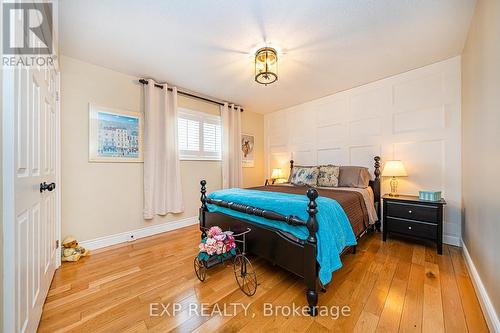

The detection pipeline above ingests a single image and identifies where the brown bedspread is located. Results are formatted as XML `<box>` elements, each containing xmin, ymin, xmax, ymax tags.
<box><xmin>250</xmin><ymin>185</ymin><xmax>369</xmax><ymax>237</ymax></box>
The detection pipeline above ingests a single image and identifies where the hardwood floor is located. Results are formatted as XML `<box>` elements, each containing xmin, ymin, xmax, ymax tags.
<box><xmin>38</xmin><ymin>226</ymin><xmax>489</xmax><ymax>332</ymax></box>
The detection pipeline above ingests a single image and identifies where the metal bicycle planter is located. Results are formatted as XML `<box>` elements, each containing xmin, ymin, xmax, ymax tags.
<box><xmin>194</xmin><ymin>227</ymin><xmax>257</xmax><ymax>296</ymax></box>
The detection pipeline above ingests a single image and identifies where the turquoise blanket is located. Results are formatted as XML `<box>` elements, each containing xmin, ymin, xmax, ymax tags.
<box><xmin>207</xmin><ymin>188</ymin><xmax>357</xmax><ymax>285</ymax></box>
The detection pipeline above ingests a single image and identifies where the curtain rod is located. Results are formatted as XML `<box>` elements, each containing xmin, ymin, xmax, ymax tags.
<box><xmin>138</xmin><ymin>79</ymin><xmax>244</xmax><ymax>112</ymax></box>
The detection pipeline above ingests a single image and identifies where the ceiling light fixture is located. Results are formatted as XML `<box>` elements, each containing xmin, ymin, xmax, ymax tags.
<box><xmin>255</xmin><ymin>47</ymin><xmax>278</xmax><ymax>85</ymax></box>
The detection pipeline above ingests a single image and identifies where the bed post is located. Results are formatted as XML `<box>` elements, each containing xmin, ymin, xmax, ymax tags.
<box><xmin>200</xmin><ymin>180</ymin><xmax>208</xmax><ymax>238</ymax></box>
<box><xmin>373</xmin><ymin>156</ymin><xmax>382</xmax><ymax>231</ymax></box>
<box><xmin>305</xmin><ymin>188</ymin><xmax>319</xmax><ymax>316</ymax></box>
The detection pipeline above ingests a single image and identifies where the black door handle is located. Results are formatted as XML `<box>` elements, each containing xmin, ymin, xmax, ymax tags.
<box><xmin>40</xmin><ymin>182</ymin><xmax>56</xmax><ymax>193</ymax></box>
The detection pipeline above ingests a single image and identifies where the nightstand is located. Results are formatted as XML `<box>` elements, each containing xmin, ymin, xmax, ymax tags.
<box><xmin>382</xmin><ymin>194</ymin><xmax>446</xmax><ymax>254</ymax></box>
<box><xmin>264</xmin><ymin>179</ymin><xmax>287</xmax><ymax>186</ymax></box>
<box><xmin>264</xmin><ymin>179</ymin><xmax>276</xmax><ymax>186</ymax></box>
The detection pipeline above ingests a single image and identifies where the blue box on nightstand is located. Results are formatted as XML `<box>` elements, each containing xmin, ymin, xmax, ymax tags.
<box><xmin>418</xmin><ymin>190</ymin><xmax>442</xmax><ymax>201</ymax></box>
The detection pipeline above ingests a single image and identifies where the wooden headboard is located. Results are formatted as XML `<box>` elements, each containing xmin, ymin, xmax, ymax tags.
<box><xmin>289</xmin><ymin>156</ymin><xmax>382</xmax><ymax>228</ymax></box>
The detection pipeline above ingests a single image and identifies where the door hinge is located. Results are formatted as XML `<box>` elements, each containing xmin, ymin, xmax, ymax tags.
<box><xmin>55</xmin><ymin>91</ymin><xmax>59</xmax><ymax>102</ymax></box>
<box><xmin>56</xmin><ymin>240</ymin><xmax>59</xmax><ymax>248</ymax></box>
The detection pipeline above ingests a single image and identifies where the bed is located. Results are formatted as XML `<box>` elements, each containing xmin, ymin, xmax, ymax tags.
<box><xmin>198</xmin><ymin>156</ymin><xmax>381</xmax><ymax>316</ymax></box>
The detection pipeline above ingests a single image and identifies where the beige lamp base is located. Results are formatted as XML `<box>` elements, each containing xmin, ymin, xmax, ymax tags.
<box><xmin>389</xmin><ymin>176</ymin><xmax>399</xmax><ymax>196</ymax></box>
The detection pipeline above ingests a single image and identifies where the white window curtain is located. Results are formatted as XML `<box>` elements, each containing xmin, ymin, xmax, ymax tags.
<box><xmin>221</xmin><ymin>103</ymin><xmax>243</xmax><ymax>188</ymax></box>
<box><xmin>143</xmin><ymin>80</ymin><xmax>184</xmax><ymax>219</ymax></box>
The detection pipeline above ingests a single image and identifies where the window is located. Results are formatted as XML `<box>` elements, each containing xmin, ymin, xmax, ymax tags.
<box><xmin>178</xmin><ymin>108</ymin><xmax>222</xmax><ymax>160</ymax></box>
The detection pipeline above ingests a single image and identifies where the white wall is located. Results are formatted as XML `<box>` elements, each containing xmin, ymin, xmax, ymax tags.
<box><xmin>462</xmin><ymin>0</ymin><xmax>500</xmax><ymax>328</ymax></box>
<box><xmin>265</xmin><ymin>57</ymin><xmax>462</xmax><ymax>245</ymax></box>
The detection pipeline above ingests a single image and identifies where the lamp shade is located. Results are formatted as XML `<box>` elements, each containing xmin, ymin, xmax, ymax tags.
<box><xmin>271</xmin><ymin>168</ymin><xmax>283</xmax><ymax>179</ymax></box>
<box><xmin>381</xmin><ymin>160</ymin><xmax>408</xmax><ymax>177</ymax></box>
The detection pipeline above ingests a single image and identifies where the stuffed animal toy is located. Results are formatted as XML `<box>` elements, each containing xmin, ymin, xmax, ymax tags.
<box><xmin>61</xmin><ymin>236</ymin><xmax>90</xmax><ymax>262</ymax></box>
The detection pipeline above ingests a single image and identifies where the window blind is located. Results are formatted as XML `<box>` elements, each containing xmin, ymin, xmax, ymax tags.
<box><xmin>178</xmin><ymin>108</ymin><xmax>222</xmax><ymax>160</ymax></box>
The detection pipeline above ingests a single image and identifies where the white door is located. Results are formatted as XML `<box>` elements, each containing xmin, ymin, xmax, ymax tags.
<box><xmin>3</xmin><ymin>64</ymin><xmax>60</xmax><ymax>332</ymax></box>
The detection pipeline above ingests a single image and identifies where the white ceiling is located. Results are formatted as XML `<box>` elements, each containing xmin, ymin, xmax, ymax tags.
<box><xmin>59</xmin><ymin>0</ymin><xmax>476</xmax><ymax>113</ymax></box>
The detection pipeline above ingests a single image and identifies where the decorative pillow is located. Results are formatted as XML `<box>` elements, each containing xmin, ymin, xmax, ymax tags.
<box><xmin>288</xmin><ymin>165</ymin><xmax>313</xmax><ymax>183</ymax></box>
<box><xmin>290</xmin><ymin>166</ymin><xmax>319</xmax><ymax>186</ymax></box>
<box><xmin>317</xmin><ymin>165</ymin><xmax>340</xmax><ymax>187</ymax></box>
<box><xmin>338</xmin><ymin>166</ymin><xmax>371</xmax><ymax>188</ymax></box>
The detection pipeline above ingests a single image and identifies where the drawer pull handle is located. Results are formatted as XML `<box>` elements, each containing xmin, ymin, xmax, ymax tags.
<box><xmin>408</xmin><ymin>210</ymin><xmax>412</xmax><ymax>214</ymax></box>
<box><xmin>408</xmin><ymin>226</ymin><xmax>412</xmax><ymax>230</ymax></box>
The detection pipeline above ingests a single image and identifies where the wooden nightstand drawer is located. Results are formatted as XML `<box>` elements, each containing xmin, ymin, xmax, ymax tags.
<box><xmin>383</xmin><ymin>194</ymin><xmax>446</xmax><ymax>255</ymax></box>
<box><xmin>385</xmin><ymin>217</ymin><xmax>437</xmax><ymax>239</ymax></box>
<box><xmin>386</xmin><ymin>201</ymin><xmax>439</xmax><ymax>223</ymax></box>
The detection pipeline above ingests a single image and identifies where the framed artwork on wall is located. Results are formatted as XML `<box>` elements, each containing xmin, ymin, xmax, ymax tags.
<box><xmin>89</xmin><ymin>104</ymin><xmax>143</xmax><ymax>162</ymax></box>
<box><xmin>241</xmin><ymin>133</ymin><xmax>255</xmax><ymax>168</ymax></box>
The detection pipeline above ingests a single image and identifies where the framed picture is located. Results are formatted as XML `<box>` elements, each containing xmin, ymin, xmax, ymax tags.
<box><xmin>241</xmin><ymin>133</ymin><xmax>255</xmax><ymax>168</ymax></box>
<box><xmin>89</xmin><ymin>104</ymin><xmax>143</xmax><ymax>162</ymax></box>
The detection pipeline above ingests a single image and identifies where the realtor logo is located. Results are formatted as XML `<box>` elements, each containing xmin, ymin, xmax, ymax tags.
<box><xmin>3</xmin><ymin>2</ymin><xmax>53</xmax><ymax>55</ymax></box>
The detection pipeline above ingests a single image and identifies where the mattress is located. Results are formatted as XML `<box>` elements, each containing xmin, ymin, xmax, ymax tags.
<box><xmin>249</xmin><ymin>184</ymin><xmax>377</xmax><ymax>237</ymax></box>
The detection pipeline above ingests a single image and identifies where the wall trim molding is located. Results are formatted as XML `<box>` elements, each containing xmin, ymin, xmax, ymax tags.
<box><xmin>462</xmin><ymin>240</ymin><xmax>500</xmax><ymax>333</ymax></box>
<box><xmin>443</xmin><ymin>235</ymin><xmax>461</xmax><ymax>247</ymax></box>
<box><xmin>80</xmin><ymin>216</ymin><xmax>198</xmax><ymax>250</ymax></box>
<box><xmin>265</xmin><ymin>57</ymin><xmax>462</xmax><ymax>251</ymax></box>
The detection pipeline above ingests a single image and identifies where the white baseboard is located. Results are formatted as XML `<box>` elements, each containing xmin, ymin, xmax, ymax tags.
<box><xmin>443</xmin><ymin>234</ymin><xmax>461</xmax><ymax>247</ymax></box>
<box><xmin>80</xmin><ymin>216</ymin><xmax>198</xmax><ymax>250</ymax></box>
<box><xmin>462</xmin><ymin>240</ymin><xmax>500</xmax><ymax>333</ymax></box>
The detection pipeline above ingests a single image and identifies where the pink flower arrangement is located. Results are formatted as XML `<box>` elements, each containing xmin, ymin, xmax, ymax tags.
<box><xmin>207</xmin><ymin>226</ymin><xmax>222</xmax><ymax>238</ymax></box>
<box><xmin>198</xmin><ymin>226</ymin><xmax>236</xmax><ymax>259</ymax></box>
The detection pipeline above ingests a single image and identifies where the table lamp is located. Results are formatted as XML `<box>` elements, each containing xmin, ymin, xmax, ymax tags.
<box><xmin>271</xmin><ymin>168</ymin><xmax>283</xmax><ymax>184</ymax></box>
<box><xmin>381</xmin><ymin>160</ymin><xmax>407</xmax><ymax>196</ymax></box>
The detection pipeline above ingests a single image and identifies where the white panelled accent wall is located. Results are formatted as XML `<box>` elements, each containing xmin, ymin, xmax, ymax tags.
<box><xmin>265</xmin><ymin>57</ymin><xmax>461</xmax><ymax>245</ymax></box>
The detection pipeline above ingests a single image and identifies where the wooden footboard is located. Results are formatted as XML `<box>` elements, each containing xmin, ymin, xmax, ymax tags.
<box><xmin>199</xmin><ymin>180</ymin><xmax>320</xmax><ymax>316</ymax></box>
